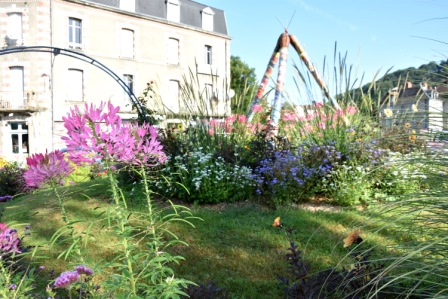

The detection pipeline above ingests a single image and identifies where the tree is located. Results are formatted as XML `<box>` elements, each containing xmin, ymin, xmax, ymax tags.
<box><xmin>230</xmin><ymin>55</ymin><xmax>257</xmax><ymax>114</ymax></box>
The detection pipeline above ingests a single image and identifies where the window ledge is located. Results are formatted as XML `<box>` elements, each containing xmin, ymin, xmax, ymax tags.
<box><xmin>67</xmin><ymin>43</ymin><xmax>84</xmax><ymax>51</ymax></box>
<box><xmin>119</xmin><ymin>55</ymin><xmax>135</xmax><ymax>60</ymax></box>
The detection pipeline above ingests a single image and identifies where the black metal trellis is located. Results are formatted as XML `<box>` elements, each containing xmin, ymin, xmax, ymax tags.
<box><xmin>0</xmin><ymin>46</ymin><xmax>147</xmax><ymax>121</ymax></box>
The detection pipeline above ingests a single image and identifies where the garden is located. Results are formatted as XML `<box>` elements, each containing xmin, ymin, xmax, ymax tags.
<box><xmin>1</xmin><ymin>60</ymin><xmax>448</xmax><ymax>299</ymax></box>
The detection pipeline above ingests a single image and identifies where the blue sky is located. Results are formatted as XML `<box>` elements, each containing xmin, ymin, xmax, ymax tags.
<box><xmin>204</xmin><ymin>0</ymin><xmax>448</xmax><ymax>103</ymax></box>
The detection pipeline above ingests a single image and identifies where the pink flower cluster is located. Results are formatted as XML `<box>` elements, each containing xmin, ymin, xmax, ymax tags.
<box><xmin>0</xmin><ymin>223</ymin><xmax>21</xmax><ymax>255</ymax></box>
<box><xmin>281</xmin><ymin>105</ymin><xmax>358</xmax><ymax>124</ymax></box>
<box><xmin>54</xmin><ymin>265</ymin><xmax>93</xmax><ymax>289</ymax></box>
<box><xmin>279</xmin><ymin>104</ymin><xmax>358</xmax><ymax>136</ymax></box>
<box><xmin>62</xmin><ymin>102</ymin><xmax>166</xmax><ymax>166</ymax></box>
<box><xmin>24</xmin><ymin>150</ymin><xmax>74</xmax><ymax>188</ymax></box>
<box><xmin>203</xmin><ymin>114</ymin><xmax>265</xmax><ymax>137</ymax></box>
<box><xmin>206</xmin><ymin>114</ymin><xmax>265</xmax><ymax>136</ymax></box>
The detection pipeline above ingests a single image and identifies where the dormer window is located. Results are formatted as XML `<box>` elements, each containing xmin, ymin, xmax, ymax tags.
<box><xmin>120</xmin><ymin>0</ymin><xmax>135</xmax><ymax>12</ymax></box>
<box><xmin>167</xmin><ymin>0</ymin><xmax>181</xmax><ymax>23</ymax></box>
<box><xmin>201</xmin><ymin>7</ymin><xmax>214</xmax><ymax>31</ymax></box>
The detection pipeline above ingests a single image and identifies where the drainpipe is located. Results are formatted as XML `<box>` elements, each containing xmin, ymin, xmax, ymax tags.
<box><xmin>50</xmin><ymin>0</ymin><xmax>54</xmax><ymax>151</ymax></box>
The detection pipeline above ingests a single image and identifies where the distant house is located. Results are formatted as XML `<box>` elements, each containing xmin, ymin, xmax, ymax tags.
<box><xmin>0</xmin><ymin>0</ymin><xmax>231</xmax><ymax>163</ymax></box>
<box><xmin>380</xmin><ymin>82</ymin><xmax>448</xmax><ymax>131</ymax></box>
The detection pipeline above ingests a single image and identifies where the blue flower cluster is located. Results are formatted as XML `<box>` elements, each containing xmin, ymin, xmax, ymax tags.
<box><xmin>0</xmin><ymin>195</ymin><xmax>13</xmax><ymax>202</ymax></box>
<box><xmin>253</xmin><ymin>141</ymin><xmax>388</xmax><ymax>205</ymax></box>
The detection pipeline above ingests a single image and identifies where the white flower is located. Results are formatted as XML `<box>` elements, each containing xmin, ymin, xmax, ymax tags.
<box><xmin>383</xmin><ymin>108</ymin><xmax>393</xmax><ymax>118</ymax></box>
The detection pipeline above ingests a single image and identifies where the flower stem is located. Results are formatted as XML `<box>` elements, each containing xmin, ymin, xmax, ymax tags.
<box><xmin>52</xmin><ymin>185</ymin><xmax>85</xmax><ymax>263</ymax></box>
<box><xmin>106</xmin><ymin>167</ymin><xmax>136</xmax><ymax>295</ymax></box>
<box><xmin>141</xmin><ymin>166</ymin><xmax>159</xmax><ymax>253</ymax></box>
<box><xmin>53</xmin><ymin>185</ymin><xmax>69</xmax><ymax>224</ymax></box>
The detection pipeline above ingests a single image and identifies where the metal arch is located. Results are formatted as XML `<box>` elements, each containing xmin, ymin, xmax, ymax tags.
<box><xmin>0</xmin><ymin>46</ymin><xmax>147</xmax><ymax>122</ymax></box>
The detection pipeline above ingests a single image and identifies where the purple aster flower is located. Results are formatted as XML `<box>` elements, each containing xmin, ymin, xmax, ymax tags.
<box><xmin>54</xmin><ymin>270</ymin><xmax>79</xmax><ymax>288</ymax></box>
<box><xmin>0</xmin><ymin>223</ymin><xmax>21</xmax><ymax>255</ymax></box>
<box><xmin>75</xmin><ymin>265</ymin><xmax>93</xmax><ymax>276</ymax></box>
<box><xmin>9</xmin><ymin>284</ymin><xmax>16</xmax><ymax>290</ymax></box>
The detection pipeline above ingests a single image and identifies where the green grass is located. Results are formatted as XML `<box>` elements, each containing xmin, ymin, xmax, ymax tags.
<box><xmin>0</xmin><ymin>178</ymin><xmax>426</xmax><ymax>298</ymax></box>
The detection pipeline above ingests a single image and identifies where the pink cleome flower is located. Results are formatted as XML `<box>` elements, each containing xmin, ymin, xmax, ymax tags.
<box><xmin>24</xmin><ymin>150</ymin><xmax>73</xmax><ymax>188</ymax></box>
<box><xmin>62</xmin><ymin>102</ymin><xmax>166</xmax><ymax>167</ymax></box>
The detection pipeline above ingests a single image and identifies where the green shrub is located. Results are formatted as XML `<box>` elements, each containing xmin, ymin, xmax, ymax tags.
<box><xmin>153</xmin><ymin>148</ymin><xmax>255</xmax><ymax>203</ymax></box>
<box><xmin>0</xmin><ymin>162</ymin><xmax>31</xmax><ymax>197</ymax></box>
<box><xmin>318</xmin><ymin>163</ymin><xmax>374</xmax><ymax>206</ymax></box>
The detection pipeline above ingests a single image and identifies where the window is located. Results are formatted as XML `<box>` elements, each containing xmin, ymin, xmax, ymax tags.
<box><xmin>67</xmin><ymin>69</ymin><xmax>83</xmax><ymax>101</ymax></box>
<box><xmin>7</xmin><ymin>13</ymin><xmax>22</xmax><ymax>45</ymax></box>
<box><xmin>167</xmin><ymin>80</ymin><xmax>179</xmax><ymax>113</ymax></box>
<box><xmin>167</xmin><ymin>0</ymin><xmax>180</xmax><ymax>22</ymax></box>
<box><xmin>120</xmin><ymin>29</ymin><xmax>134</xmax><ymax>58</ymax></box>
<box><xmin>205</xmin><ymin>45</ymin><xmax>212</xmax><ymax>65</ymax></box>
<box><xmin>120</xmin><ymin>0</ymin><xmax>135</xmax><ymax>12</ymax></box>
<box><xmin>10</xmin><ymin>66</ymin><xmax>24</xmax><ymax>108</ymax></box>
<box><xmin>167</xmin><ymin>38</ymin><xmax>179</xmax><ymax>65</ymax></box>
<box><xmin>68</xmin><ymin>17</ymin><xmax>82</xmax><ymax>45</ymax></box>
<box><xmin>123</xmin><ymin>74</ymin><xmax>134</xmax><ymax>102</ymax></box>
<box><xmin>10</xmin><ymin>122</ymin><xmax>28</xmax><ymax>155</ymax></box>
<box><xmin>201</xmin><ymin>7</ymin><xmax>214</xmax><ymax>31</ymax></box>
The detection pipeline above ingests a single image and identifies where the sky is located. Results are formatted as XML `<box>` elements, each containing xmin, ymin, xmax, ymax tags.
<box><xmin>203</xmin><ymin>0</ymin><xmax>448</xmax><ymax>104</ymax></box>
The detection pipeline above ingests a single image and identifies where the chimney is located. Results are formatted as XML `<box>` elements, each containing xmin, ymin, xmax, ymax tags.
<box><xmin>406</xmin><ymin>82</ymin><xmax>412</xmax><ymax>88</ymax></box>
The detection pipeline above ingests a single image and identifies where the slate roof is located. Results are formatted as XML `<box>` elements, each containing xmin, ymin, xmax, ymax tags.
<box><xmin>380</xmin><ymin>83</ymin><xmax>448</xmax><ymax>106</ymax></box>
<box><xmin>84</xmin><ymin>0</ymin><xmax>228</xmax><ymax>36</ymax></box>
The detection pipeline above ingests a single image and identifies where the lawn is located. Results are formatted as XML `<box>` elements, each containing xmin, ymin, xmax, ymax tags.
<box><xmin>1</xmin><ymin>177</ymin><xmax>411</xmax><ymax>298</ymax></box>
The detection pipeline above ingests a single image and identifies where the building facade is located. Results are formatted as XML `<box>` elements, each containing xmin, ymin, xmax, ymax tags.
<box><xmin>0</xmin><ymin>0</ymin><xmax>231</xmax><ymax>162</ymax></box>
<box><xmin>381</xmin><ymin>82</ymin><xmax>448</xmax><ymax>131</ymax></box>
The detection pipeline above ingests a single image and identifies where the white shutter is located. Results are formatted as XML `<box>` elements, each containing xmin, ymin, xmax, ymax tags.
<box><xmin>68</xmin><ymin>69</ymin><xmax>83</xmax><ymax>101</ymax></box>
<box><xmin>10</xmin><ymin>66</ymin><xmax>24</xmax><ymax>108</ymax></box>
<box><xmin>120</xmin><ymin>29</ymin><xmax>134</xmax><ymax>58</ymax></box>
<box><xmin>167</xmin><ymin>38</ymin><xmax>179</xmax><ymax>64</ymax></box>
<box><xmin>8</xmin><ymin>13</ymin><xmax>22</xmax><ymax>39</ymax></box>
<box><xmin>167</xmin><ymin>80</ymin><xmax>179</xmax><ymax>113</ymax></box>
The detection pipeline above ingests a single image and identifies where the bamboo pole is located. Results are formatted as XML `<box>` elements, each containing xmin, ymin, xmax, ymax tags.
<box><xmin>289</xmin><ymin>34</ymin><xmax>342</xmax><ymax>111</ymax></box>
<box><xmin>246</xmin><ymin>35</ymin><xmax>282</xmax><ymax>122</ymax></box>
<box><xmin>267</xmin><ymin>32</ymin><xmax>290</xmax><ymax>142</ymax></box>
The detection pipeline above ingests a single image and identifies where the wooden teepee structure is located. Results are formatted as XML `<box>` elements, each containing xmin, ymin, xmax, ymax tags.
<box><xmin>246</xmin><ymin>31</ymin><xmax>344</xmax><ymax>144</ymax></box>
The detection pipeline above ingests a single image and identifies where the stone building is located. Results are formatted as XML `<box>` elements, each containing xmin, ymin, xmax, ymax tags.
<box><xmin>0</xmin><ymin>0</ymin><xmax>231</xmax><ymax>162</ymax></box>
